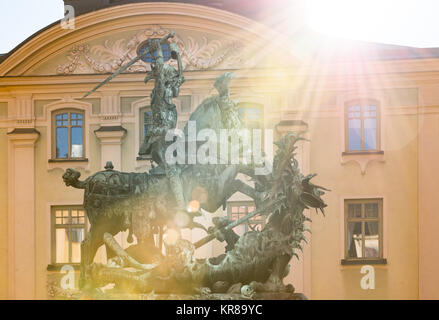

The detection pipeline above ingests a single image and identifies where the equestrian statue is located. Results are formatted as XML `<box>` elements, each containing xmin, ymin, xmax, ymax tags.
<box><xmin>63</xmin><ymin>30</ymin><xmax>328</xmax><ymax>299</ymax></box>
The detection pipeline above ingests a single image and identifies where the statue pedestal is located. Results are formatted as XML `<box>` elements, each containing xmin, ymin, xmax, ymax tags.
<box><xmin>69</xmin><ymin>291</ymin><xmax>307</xmax><ymax>300</ymax></box>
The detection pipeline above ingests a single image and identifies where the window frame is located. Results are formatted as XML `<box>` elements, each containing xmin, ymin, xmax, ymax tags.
<box><xmin>226</xmin><ymin>201</ymin><xmax>265</xmax><ymax>234</ymax></box>
<box><xmin>343</xmin><ymin>198</ymin><xmax>385</xmax><ymax>264</ymax></box>
<box><xmin>238</xmin><ymin>102</ymin><xmax>264</xmax><ymax>131</ymax></box>
<box><xmin>139</xmin><ymin>106</ymin><xmax>153</xmax><ymax>144</ymax></box>
<box><xmin>51</xmin><ymin>108</ymin><xmax>86</xmax><ymax>160</ymax></box>
<box><xmin>50</xmin><ymin>205</ymin><xmax>87</xmax><ymax>266</ymax></box>
<box><xmin>138</xmin><ymin>106</ymin><xmax>154</xmax><ymax>160</ymax></box>
<box><xmin>344</xmin><ymin>99</ymin><xmax>381</xmax><ymax>153</ymax></box>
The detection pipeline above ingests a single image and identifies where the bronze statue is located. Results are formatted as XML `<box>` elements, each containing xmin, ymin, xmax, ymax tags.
<box><xmin>63</xmin><ymin>30</ymin><xmax>328</xmax><ymax>299</ymax></box>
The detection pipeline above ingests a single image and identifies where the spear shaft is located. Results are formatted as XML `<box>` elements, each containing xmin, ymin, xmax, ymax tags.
<box><xmin>194</xmin><ymin>197</ymin><xmax>283</xmax><ymax>249</ymax></box>
<box><xmin>81</xmin><ymin>52</ymin><xmax>147</xmax><ymax>99</ymax></box>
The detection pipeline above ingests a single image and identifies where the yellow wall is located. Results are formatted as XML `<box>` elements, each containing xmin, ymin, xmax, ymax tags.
<box><xmin>33</xmin><ymin>125</ymin><xmax>101</xmax><ymax>298</ymax></box>
<box><xmin>308</xmin><ymin>111</ymin><xmax>419</xmax><ymax>299</ymax></box>
<box><xmin>418</xmin><ymin>89</ymin><xmax>439</xmax><ymax>299</ymax></box>
<box><xmin>1</xmin><ymin>2</ymin><xmax>439</xmax><ymax>300</ymax></box>
<box><xmin>121</xmin><ymin>123</ymin><xmax>136</xmax><ymax>172</ymax></box>
<box><xmin>0</xmin><ymin>128</ymin><xmax>8</xmax><ymax>299</ymax></box>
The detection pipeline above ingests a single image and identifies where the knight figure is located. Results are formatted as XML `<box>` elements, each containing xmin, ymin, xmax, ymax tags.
<box><xmin>137</xmin><ymin>31</ymin><xmax>187</xmax><ymax>214</ymax></box>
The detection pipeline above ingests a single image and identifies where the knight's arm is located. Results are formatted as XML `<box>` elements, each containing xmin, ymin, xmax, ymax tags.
<box><xmin>144</xmin><ymin>70</ymin><xmax>154</xmax><ymax>84</ymax></box>
<box><xmin>160</xmin><ymin>30</ymin><xmax>175</xmax><ymax>44</ymax></box>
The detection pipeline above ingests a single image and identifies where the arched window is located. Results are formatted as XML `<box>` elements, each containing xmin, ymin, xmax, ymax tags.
<box><xmin>137</xmin><ymin>41</ymin><xmax>171</xmax><ymax>63</ymax></box>
<box><xmin>345</xmin><ymin>100</ymin><xmax>380</xmax><ymax>152</ymax></box>
<box><xmin>52</xmin><ymin>109</ymin><xmax>85</xmax><ymax>159</ymax></box>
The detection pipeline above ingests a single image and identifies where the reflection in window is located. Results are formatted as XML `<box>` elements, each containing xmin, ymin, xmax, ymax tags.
<box><xmin>238</xmin><ymin>103</ymin><xmax>264</xmax><ymax>130</ymax></box>
<box><xmin>52</xmin><ymin>206</ymin><xmax>86</xmax><ymax>264</ymax></box>
<box><xmin>346</xmin><ymin>101</ymin><xmax>379</xmax><ymax>152</ymax></box>
<box><xmin>54</xmin><ymin>110</ymin><xmax>84</xmax><ymax>159</ymax></box>
<box><xmin>140</xmin><ymin>107</ymin><xmax>153</xmax><ymax>144</ymax></box>
<box><xmin>227</xmin><ymin>202</ymin><xmax>265</xmax><ymax>237</ymax></box>
<box><xmin>138</xmin><ymin>42</ymin><xmax>171</xmax><ymax>63</ymax></box>
<box><xmin>345</xmin><ymin>199</ymin><xmax>382</xmax><ymax>260</ymax></box>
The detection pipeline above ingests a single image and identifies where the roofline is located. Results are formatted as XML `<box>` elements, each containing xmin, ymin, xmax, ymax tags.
<box><xmin>2</xmin><ymin>3</ymin><xmax>439</xmax><ymax>69</ymax></box>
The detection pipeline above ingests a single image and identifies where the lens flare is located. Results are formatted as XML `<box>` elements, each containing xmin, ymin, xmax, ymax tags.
<box><xmin>174</xmin><ymin>211</ymin><xmax>190</xmax><ymax>228</ymax></box>
<box><xmin>187</xmin><ymin>200</ymin><xmax>200</xmax><ymax>213</ymax></box>
<box><xmin>163</xmin><ymin>228</ymin><xmax>180</xmax><ymax>246</ymax></box>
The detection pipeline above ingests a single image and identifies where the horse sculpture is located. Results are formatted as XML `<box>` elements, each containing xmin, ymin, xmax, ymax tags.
<box><xmin>62</xmin><ymin>72</ymin><xmax>268</xmax><ymax>289</ymax></box>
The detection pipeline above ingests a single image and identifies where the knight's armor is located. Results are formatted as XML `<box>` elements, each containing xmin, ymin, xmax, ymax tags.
<box><xmin>137</xmin><ymin>33</ymin><xmax>187</xmax><ymax>212</ymax></box>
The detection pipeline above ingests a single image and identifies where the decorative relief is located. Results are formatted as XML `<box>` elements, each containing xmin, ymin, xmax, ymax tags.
<box><xmin>56</xmin><ymin>25</ymin><xmax>247</xmax><ymax>75</ymax></box>
<box><xmin>341</xmin><ymin>152</ymin><xmax>386</xmax><ymax>175</ymax></box>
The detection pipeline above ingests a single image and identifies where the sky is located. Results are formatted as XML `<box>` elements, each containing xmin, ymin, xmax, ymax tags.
<box><xmin>0</xmin><ymin>0</ymin><xmax>438</xmax><ymax>54</ymax></box>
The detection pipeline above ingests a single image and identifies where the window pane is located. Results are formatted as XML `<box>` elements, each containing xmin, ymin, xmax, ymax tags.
<box><xmin>56</xmin><ymin>228</ymin><xmax>69</xmax><ymax>263</ymax></box>
<box><xmin>348</xmin><ymin>112</ymin><xmax>361</xmax><ymax>118</ymax></box>
<box><xmin>71</xmin><ymin>113</ymin><xmax>83</xmax><ymax>126</ymax></box>
<box><xmin>365</xmin><ymin>203</ymin><xmax>378</xmax><ymax>218</ymax></box>
<box><xmin>71</xmin><ymin>127</ymin><xmax>83</xmax><ymax>158</ymax></box>
<box><xmin>143</xmin><ymin>110</ymin><xmax>153</xmax><ymax>137</ymax></box>
<box><xmin>347</xmin><ymin>222</ymin><xmax>363</xmax><ymax>258</ymax></box>
<box><xmin>56</xmin><ymin>127</ymin><xmax>68</xmax><ymax>158</ymax></box>
<box><xmin>348</xmin><ymin>203</ymin><xmax>362</xmax><ymax>218</ymax></box>
<box><xmin>365</xmin><ymin>222</ymin><xmax>379</xmax><ymax>257</ymax></box>
<box><xmin>364</xmin><ymin>118</ymin><xmax>377</xmax><ymax>150</ymax></box>
<box><xmin>247</xmin><ymin>108</ymin><xmax>261</xmax><ymax>120</ymax></box>
<box><xmin>348</xmin><ymin>105</ymin><xmax>361</xmax><ymax>112</ymax></box>
<box><xmin>348</xmin><ymin>119</ymin><xmax>361</xmax><ymax>150</ymax></box>
<box><xmin>70</xmin><ymin>228</ymin><xmax>84</xmax><ymax>243</ymax></box>
<box><xmin>363</xmin><ymin>111</ymin><xmax>376</xmax><ymax>117</ymax></box>
<box><xmin>238</xmin><ymin>108</ymin><xmax>245</xmax><ymax>119</ymax></box>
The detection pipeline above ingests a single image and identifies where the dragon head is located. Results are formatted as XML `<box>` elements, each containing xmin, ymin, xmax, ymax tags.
<box><xmin>272</xmin><ymin>132</ymin><xmax>329</xmax><ymax>216</ymax></box>
<box><xmin>62</xmin><ymin>168</ymin><xmax>81</xmax><ymax>187</ymax></box>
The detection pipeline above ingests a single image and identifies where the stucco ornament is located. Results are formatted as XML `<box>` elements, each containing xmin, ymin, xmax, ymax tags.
<box><xmin>56</xmin><ymin>25</ymin><xmax>245</xmax><ymax>75</ymax></box>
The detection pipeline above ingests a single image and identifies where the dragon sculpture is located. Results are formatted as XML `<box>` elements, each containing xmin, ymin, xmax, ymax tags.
<box><xmin>61</xmin><ymin>30</ymin><xmax>328</xmax><ymax>299</ymax></box>
<box><xmin>63</xmin><ymin>132</ymin><xmax>327</xmax><ymax>299</ymax></box>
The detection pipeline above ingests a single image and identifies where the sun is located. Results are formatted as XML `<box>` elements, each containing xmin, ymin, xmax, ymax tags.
<box><xmin>304</xmin><ymin>0</ymin><xmax>414</xmax><ymax>44</ymax></box>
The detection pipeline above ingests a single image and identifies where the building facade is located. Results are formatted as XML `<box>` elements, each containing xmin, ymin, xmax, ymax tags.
<box><xmin>0</xmin><ymin>1</ymin><xmax>438</xmax><ymax>299</ymax></box>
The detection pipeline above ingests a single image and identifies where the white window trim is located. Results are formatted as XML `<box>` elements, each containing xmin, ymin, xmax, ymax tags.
<box><xmin>339</xmin><ymin>92</ymin><xmax>387</xmax><ymax>175</ymax></box>
<box><xmin>45</xmin><ymin>201</ymin><xmax>84</xmax><ymax>268</ymax></box>
<box><xmin>44</xmin><ymin>98</ymin><xmax>93</xmax><ymax>172</ymax></box>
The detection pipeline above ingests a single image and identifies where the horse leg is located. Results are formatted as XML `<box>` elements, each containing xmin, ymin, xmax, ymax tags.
<box><xmin>80</xmin><ymin>224</ymin><xmax>105</xmax><ymax>289</ymax></box>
